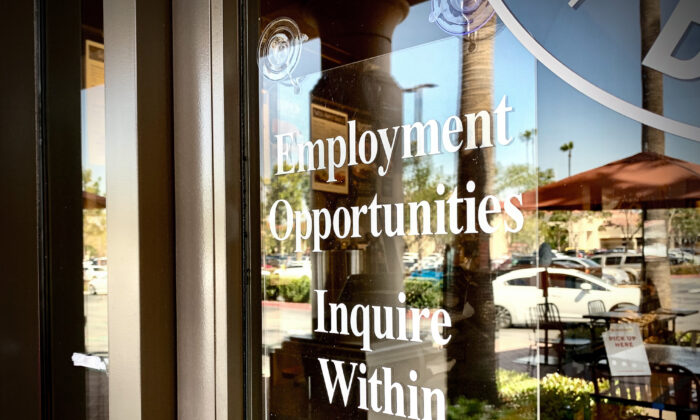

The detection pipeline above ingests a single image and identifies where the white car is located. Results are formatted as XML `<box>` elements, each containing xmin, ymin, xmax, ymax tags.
<box><xmin>87</xmin><ymin>266</ymin><xmax>108</xmax><ymax>295</ymax></box>
<box><xmin>269</xmin><ymin>260</ymin><xmax>312</xmax><ymax>287</ymax></box>
<box><xmin>493</xmin><ymin>268</ymin><xmax>641</xmax><ymax>328</ymax></box>
<box><xmin>602</xmin><ymin>267</ymin><xmax>632</xmax><ymax>285</ymax></box>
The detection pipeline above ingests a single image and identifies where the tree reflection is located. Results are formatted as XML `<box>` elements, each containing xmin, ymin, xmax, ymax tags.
<box><xmin>446</xmin><ymin>17</ymin><xmax>499</xmax><ymax>404</ymax></box>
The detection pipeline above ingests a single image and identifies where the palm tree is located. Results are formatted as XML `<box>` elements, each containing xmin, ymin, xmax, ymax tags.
<box><xmin>519</xmin><ymin>129</ymin><xmax>537</xmax><ymax>167</ymax></box>
<box><xmin>639</xmin><ymin>0</ymin><xmax>671</xmax><ymax>311</ymax></box>
<box><xmin>447</xmin><ymin>16</ymin><xmax>499</xmax><ymax>405</ymax></box>
<box><xmin>559</xmin><ymin>141</ymin><xmax>574</xmax><ymax>177</ymax></box>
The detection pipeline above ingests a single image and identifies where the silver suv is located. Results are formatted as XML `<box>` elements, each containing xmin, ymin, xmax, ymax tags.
<box><xmin>590</xmin><ymin>253</ymin><xmax>643</xmax><ymax>283</ymax></box>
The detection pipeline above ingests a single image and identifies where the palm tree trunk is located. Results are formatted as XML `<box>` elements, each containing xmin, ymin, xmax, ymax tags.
<box><xmin>639</xmin><ymin>0</ymin><xmax>672</xmax><ymax>311</ymax></box>
<box><xmin>446</xmin><ymin>18</ymin><xmax>499</xmax><ymax>404</ymax></box>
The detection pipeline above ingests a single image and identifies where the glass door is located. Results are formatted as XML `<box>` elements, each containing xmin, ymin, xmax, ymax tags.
<box><xmin>249</xmin><ymin>1</ymin><xmax>700</xmax><ymax>419</ymax></box>
<box><xmin>254</xmin><ymin>2</ymin><xmax>537</xmax><ymax>418</ymax></box>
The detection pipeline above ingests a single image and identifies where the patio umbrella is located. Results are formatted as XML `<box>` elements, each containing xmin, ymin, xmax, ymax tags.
<box><xmin>83</xmin><ymin>191</ymin><xmax>106</xmax><ymax>209</ymax></box>
<box><xmin>520</xmin><ymin>152</ymin><xmax>700</xmax><ymax>211</ymax></box>
<box><xmin>519</xmin><ymin>151</ymin><xmax>700</xmax><ymax>316</ymax></box>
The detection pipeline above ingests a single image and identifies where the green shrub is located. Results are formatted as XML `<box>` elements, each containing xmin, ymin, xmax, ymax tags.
<box><xmin>671</xmin><ymin>263</ymin><xmax>700</xmax><ymax>275</ymax></box>
<box><xmin>403</xmin><ymin>279</ymin><xmax>442</xmax><ymax>308</ymax></box>
<box><xmin>497</xmin><ymin>369</ymin><xmax>537</xmax><ymax>410</ymax></box>
<box><xmin>448</xmin><ymin>397</ymin><xmax>529</xmax><ymax>420</ymax></box>
<box><xmin>449</xmin><ymin>370</ymin><xmax>642</xmax><ymax>420</ymax></box>
<box><xmin>539</xmin><ymin>373</ymin><xmax>594</xmax><ymax>420</ymax></box>
<box><xmin>264</xmin><ymin>285</ymin><xmax>279</xmax><ymax>300</ymax></box>
<box><xmin>496</xmin><ymin>371</ymin><xmax>593</xmax><ymax>420</ymax></box>
<box><xmin>501</xmin><ymin>372</ymin><xmax>597</xmax><ymax>419</ymax></box>
<box><xmin>279</xmin><ymin>276</ymin><xmax>310</xmax><ymax>303</ymax></box>
<box><xmin>262</xmin><ymin>272</ymin><xmax>278</xmax><ymax>300</ymax></box>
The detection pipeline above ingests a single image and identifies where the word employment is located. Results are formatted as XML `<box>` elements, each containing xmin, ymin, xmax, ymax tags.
<box><xmin>276</xmin><ymin>96</ymin><xmax>513</xmax><ymax>181</ymax></box>
<box><xmin>316</xmin><ymin>291</ymin><xmax>449</xmax><ymax>419</ymax></box>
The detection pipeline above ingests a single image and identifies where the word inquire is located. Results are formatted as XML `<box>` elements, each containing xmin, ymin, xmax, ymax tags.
<box><xmin>315</xmin><ymin>290</ymin><xmax>451</xmax><ymax>351</ymax></box>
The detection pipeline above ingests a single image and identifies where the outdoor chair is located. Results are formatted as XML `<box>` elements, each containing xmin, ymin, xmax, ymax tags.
<box><xmin>535</xmin><ymin>303</ymin><xmax>566</xmax><ymax>370</ymax></box>
<box><xmin>610</xmin><ymin>302</ymin><xmax>639</xmax><ymax>312</ymax></box>
<box><xmin>678</xmin><ymin>330</ymin><xmax>700</xmax><ymax>348</ymax></box>
<box><xmin>592</xmin><ymin>359</ymin><xmax>700</xmax><ymax>419</ymax></box>
<box><xmin>587</xmin><ymin>300</ymin><xmax>608</xmax><ymax>330</ymax></box>
<box><xmin>526</xmin><ymin>306</ymin><xmax>539</xmax><ymax>375</ymax></box>
<box><xmin>588</xmin><ymin>300</ymin><xmax>606</xmax><ymax>314</ymax></box>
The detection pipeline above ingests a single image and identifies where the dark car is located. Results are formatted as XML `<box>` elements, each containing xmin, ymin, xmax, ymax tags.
<box><xmin>563</xmin><ymin>249</ymin><xmax>587</xmax><ymax>258</ymax></box>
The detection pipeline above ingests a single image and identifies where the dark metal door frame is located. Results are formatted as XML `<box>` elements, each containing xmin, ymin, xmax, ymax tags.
<box><xmin>1</xmin><ymin>1</ymin><xmax>177</xmax><ymax>418</ymax></box>
<box><xmin>1</xmin><ymin>1</ymin><xmax>84</xmax><ymax>418</ymax></box>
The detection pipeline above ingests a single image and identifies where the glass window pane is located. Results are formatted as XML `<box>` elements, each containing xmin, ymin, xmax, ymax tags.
<box><xmin>251</xmin><ymin>1</ymin><xmax>700</xmax><ymax>418</ymax></box>
<box><xmin>256</xmin><ymin>3</ymin><xmax>537</xmax><ymax>418</ymax></box>
<box><xmin>81</xmin><ymin>0</ymin><xmax>108</xmax><ymax>416</ymax></box>
<box><xmin>607</xmin><ymin>256</ymin><xmax>622</xmax><ymax>265</ymax></box>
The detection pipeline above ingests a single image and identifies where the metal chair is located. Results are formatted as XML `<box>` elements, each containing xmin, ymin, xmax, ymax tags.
<box><xmin>587</xmin><ymin>299</ymin><xmax>606</xmax><ymax>314</ymax></box>
<box><xmin>525</xmin><ymin>306</ymin><xmax>539</xmax><ymax>375</ymax></box>
<box><xmin>587</xmin><ymin>300</ymin><xmax>608</xmax><ymax>331</ymax></box>
<box><xmin>535</xmin><ymin>303</ymin><xmax>565</xmax><ymax>370</ymax></box>
<box><xmin>650</xmin><ymin>364</ymin><xmax>700</xmax><ymax>417</ymax></box>
<box><xmin>592</xmin><ymin>359</ymin><xmax>700</xmax><ymax>419</ymax></box>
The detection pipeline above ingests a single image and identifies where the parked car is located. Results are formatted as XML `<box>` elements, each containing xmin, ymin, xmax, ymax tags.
<box><xmin>84</xmin><ymin>264</ymin><xmax>107</xmax><ymax>279</ymax></box>
<box><xmin>493</xmin><ymin>255</ymin><xmax>535</xmax><ymax>273</ymax></box>
<box><xmin>264</xmin><ymin>254</ymin><xmax>288</xmax><ymax>269</ymax></box>
<box><xmin>600</xmin><ymin>267</ymin><xmax>633</xmax><ymax>285</ymax></box>
<box><xmin>493</xmin><ymin>267</ymin><xmax>641</xmax><ymax>328</ymax></box>
<box><xmin>269</xmin><ymin>260</ymin><xmax>311</xmax><ymax>287</ymax></box>
<box><xmin>552</xmin><ymin>256</ymin><xmax>603</xmax><ymax>278</ymax></box>
<box><xmin>408</xmin><ymin>265</ymin><xmax>444</xmax><ymax>282</ymax></box>
<box><xmin>669</xmin><ymin>248</ymin><xmax>699</xmax><ymax>264</ymax></box>
<box><xmin>589</xmin><ymin>253</ymin><xmax>643</xmax><ymax>283</ymax></box>
<box><xmin>563</xmin><ymin>249</ymin><xmax>586</xmax><ymax>258</ymax></box>
<box><xmin>550</xmin><ymin>255</ymin><xmax>629</xmax><ymax>284</ymax></box>
<box><xmin>495</xmin><ymin>255</ymin><xmax>582</xmax><ymax>275</ymax></box>
<box><xmin>87</xmin><ymin>266</ymin><xmax>108</xmax><ymax>295</ymax></box>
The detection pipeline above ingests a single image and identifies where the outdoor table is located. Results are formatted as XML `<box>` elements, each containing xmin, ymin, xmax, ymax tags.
<box><xmin>651</xmin><ymin>308</ymin><xmax>699</xmax><ymax>317</ymax></box>
<box><xmin>584</xmin><ymin>309</ymin><xmax>698</xmax><ymax>342</ymax></box>
<box><xmin>583</xmin><ymin>311</ymin><xmax>676</xmax><ymax>324</ymax></box>
<box><xmin>583</xmin><ymin>311</ymin><xmax>678</xmax><ymax>340</ymax></box>
<box><xmin>592</xmin><ymin>345</ymin><xmax>700</xmax><ymax>419</ymax></box>
<box><xmin>650</xmin><ymin>309</ymin><xmax>699</xmax><ymax>341</ymax></box>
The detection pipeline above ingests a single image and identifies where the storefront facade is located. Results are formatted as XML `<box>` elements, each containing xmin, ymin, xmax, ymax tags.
<box><xmin>2</xmin><ymin>0</ymin><xmax>699</xmax><ymax>419</ymax></box>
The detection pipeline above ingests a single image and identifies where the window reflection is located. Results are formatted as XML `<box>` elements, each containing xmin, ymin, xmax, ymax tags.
<box><xmin>81</xmin><ymin>0</ymin><xmax>108</xmax><ymax>417</ymax></box>
<box><xmin>257</xmin><ymin>1</ymin><xmax>699</xmax><ymax>419</ymax></box>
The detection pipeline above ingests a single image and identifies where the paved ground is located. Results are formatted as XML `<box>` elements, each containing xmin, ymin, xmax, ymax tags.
<box><xmin>85</xmin><ymin>294</ymin><xmax>108</xmax><ymax>354</ymax></box>
<box><xmin>670</xmin><ymin>275</ymin><xmax>700</xmax><ymax>333</ymax></box>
